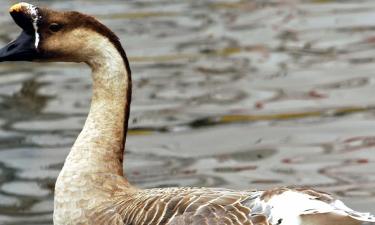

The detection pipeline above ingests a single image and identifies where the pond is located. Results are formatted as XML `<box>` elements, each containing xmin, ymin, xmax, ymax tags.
<box><xmin>0</xmin><ymin>0</ymin><xmax>375</xmax><ymax>224</ymax></box>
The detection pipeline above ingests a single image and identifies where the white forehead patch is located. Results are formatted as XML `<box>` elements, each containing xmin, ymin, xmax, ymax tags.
<box><xmin>17</xmin><ymin>2</ymin><xmax>41</xmax><ymax>48</ymax></box>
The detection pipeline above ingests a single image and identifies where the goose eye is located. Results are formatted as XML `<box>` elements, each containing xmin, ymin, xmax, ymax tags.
<box><xmin>49</xmin><ymin>23</ymin><xmax>63</xmax><ymax>32</ymax></box>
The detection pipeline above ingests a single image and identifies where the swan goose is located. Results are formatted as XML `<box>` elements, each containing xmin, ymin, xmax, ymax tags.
<box><xmin>0</xmin><ymin>2</ymin><xmax>374</xmax><ymax>225</ymax></box>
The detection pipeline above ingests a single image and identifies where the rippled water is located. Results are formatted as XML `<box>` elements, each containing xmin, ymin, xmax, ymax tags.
<box><xmin>1</xmin><ymin>0</ymin><xmax>375</xmax><ymax>224</ymax></box>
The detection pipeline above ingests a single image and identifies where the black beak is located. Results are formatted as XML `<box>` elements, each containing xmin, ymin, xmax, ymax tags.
<box><xmin>0</xmin><ymin>31</ymin><xmax>38</xmax><ymax>62</ymax></box>
<box><xmin>0</xmin><ymin>3</ymin><xmax>40</xmax><ymax>62</ymax></box>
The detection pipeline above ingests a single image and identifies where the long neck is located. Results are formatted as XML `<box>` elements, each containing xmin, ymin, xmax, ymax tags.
<box><xmin>63</xmin><ymin>37</ymin><xmax>131</xmax><ymax>176</ymax></box>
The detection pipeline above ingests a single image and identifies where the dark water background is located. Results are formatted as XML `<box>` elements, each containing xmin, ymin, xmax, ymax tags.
<box><xmin>0</xmin><ymin>0</ymin><xmax>375</xmax><ymax>224</ymax></box>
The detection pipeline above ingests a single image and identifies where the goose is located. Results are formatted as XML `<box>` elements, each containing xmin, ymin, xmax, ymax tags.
<box><xmin>0</xmin><ymin>2</ymin><xmax>374</xmax><ymax>225</ymax></box>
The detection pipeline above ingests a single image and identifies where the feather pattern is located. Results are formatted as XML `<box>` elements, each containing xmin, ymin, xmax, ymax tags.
<box><xmin>81</xmin><ymin>185</ymin><xmax>375</xmax><ymax>225</ymax></box>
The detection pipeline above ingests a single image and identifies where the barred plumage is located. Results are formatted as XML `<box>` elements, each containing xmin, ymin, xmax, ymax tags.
<box><xmin>79</xmin><ymin>186</ymin><xmax>375</xmax><ymax>225</ymax></box>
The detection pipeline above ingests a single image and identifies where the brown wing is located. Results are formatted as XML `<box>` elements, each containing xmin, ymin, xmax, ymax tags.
<box><xmin>167</xmin><ymin>204</ymin><xmax>270</xmax><ymax>225</ymax></box>
<box><xmin>111</xmin><ymin>187</ymin><xmax>268</xmax><ymax>225</ymax></box>
<box><xmin>86</xmin><ymin>186</ymin><xmax>374</xmax><ymax>225</ymax></box>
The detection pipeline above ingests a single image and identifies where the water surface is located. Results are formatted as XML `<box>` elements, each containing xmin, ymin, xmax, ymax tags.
<box><xmin>0</xmin><ymin>0</ymin><xmax>375</xmax><ymax>224</ymax></box>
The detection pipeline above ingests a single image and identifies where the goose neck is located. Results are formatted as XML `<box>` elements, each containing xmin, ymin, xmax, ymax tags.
<box><xmin>62</xmin><ymin>37</ymin><xmax>131</xmax><ymax>176</ymax></box>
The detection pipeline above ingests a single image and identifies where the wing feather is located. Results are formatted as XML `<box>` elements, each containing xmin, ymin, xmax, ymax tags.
<box><xmin>86</xmin><ymin>186</ymin><xmax>374</xmax><ymax>225</ymax></box>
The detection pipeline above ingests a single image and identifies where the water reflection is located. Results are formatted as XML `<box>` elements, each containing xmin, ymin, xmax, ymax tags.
<box><xmin>0</xmin><ymin>0</ymin><xmax>375</xmax><ymax>224</ymax></box>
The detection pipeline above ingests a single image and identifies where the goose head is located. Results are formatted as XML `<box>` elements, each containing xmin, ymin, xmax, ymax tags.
<box><xmin>0</xmin><ymin>2</ymin><xmax>124</xmax><ymax>65</ymax></box>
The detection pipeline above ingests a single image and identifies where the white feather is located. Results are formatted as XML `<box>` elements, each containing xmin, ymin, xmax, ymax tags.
<box><xmin>258</xmin><ymin>190</ymin><xmax>375</xmax><ymax>225</ymax></box>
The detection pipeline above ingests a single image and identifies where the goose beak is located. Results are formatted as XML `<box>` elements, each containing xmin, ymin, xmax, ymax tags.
<box><xmin>0</xmin><ymin>3</ymin><xmax>40</xmax><ymax>62</ymax></box>
<box><xmin>0</xmin><ymin>31</ymin><xmax>37</xmax><ymax>62</ymax></box>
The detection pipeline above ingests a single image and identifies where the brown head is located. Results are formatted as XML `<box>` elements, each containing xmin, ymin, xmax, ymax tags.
<box><xmin>0</xmin><ymin>2</ymin><xmax>130</xmax><ymax>71</ymax></box>
<box><xmin>0</xmin><ymin>3</ymin><xmax>132</xmax><ymax>160</ymax></box>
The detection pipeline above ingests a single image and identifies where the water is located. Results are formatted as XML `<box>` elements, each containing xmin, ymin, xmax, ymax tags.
<box><xmin>0</xmin><ymin>0</ymin><xmax>375</xmax><ymax>224</ymax></box>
